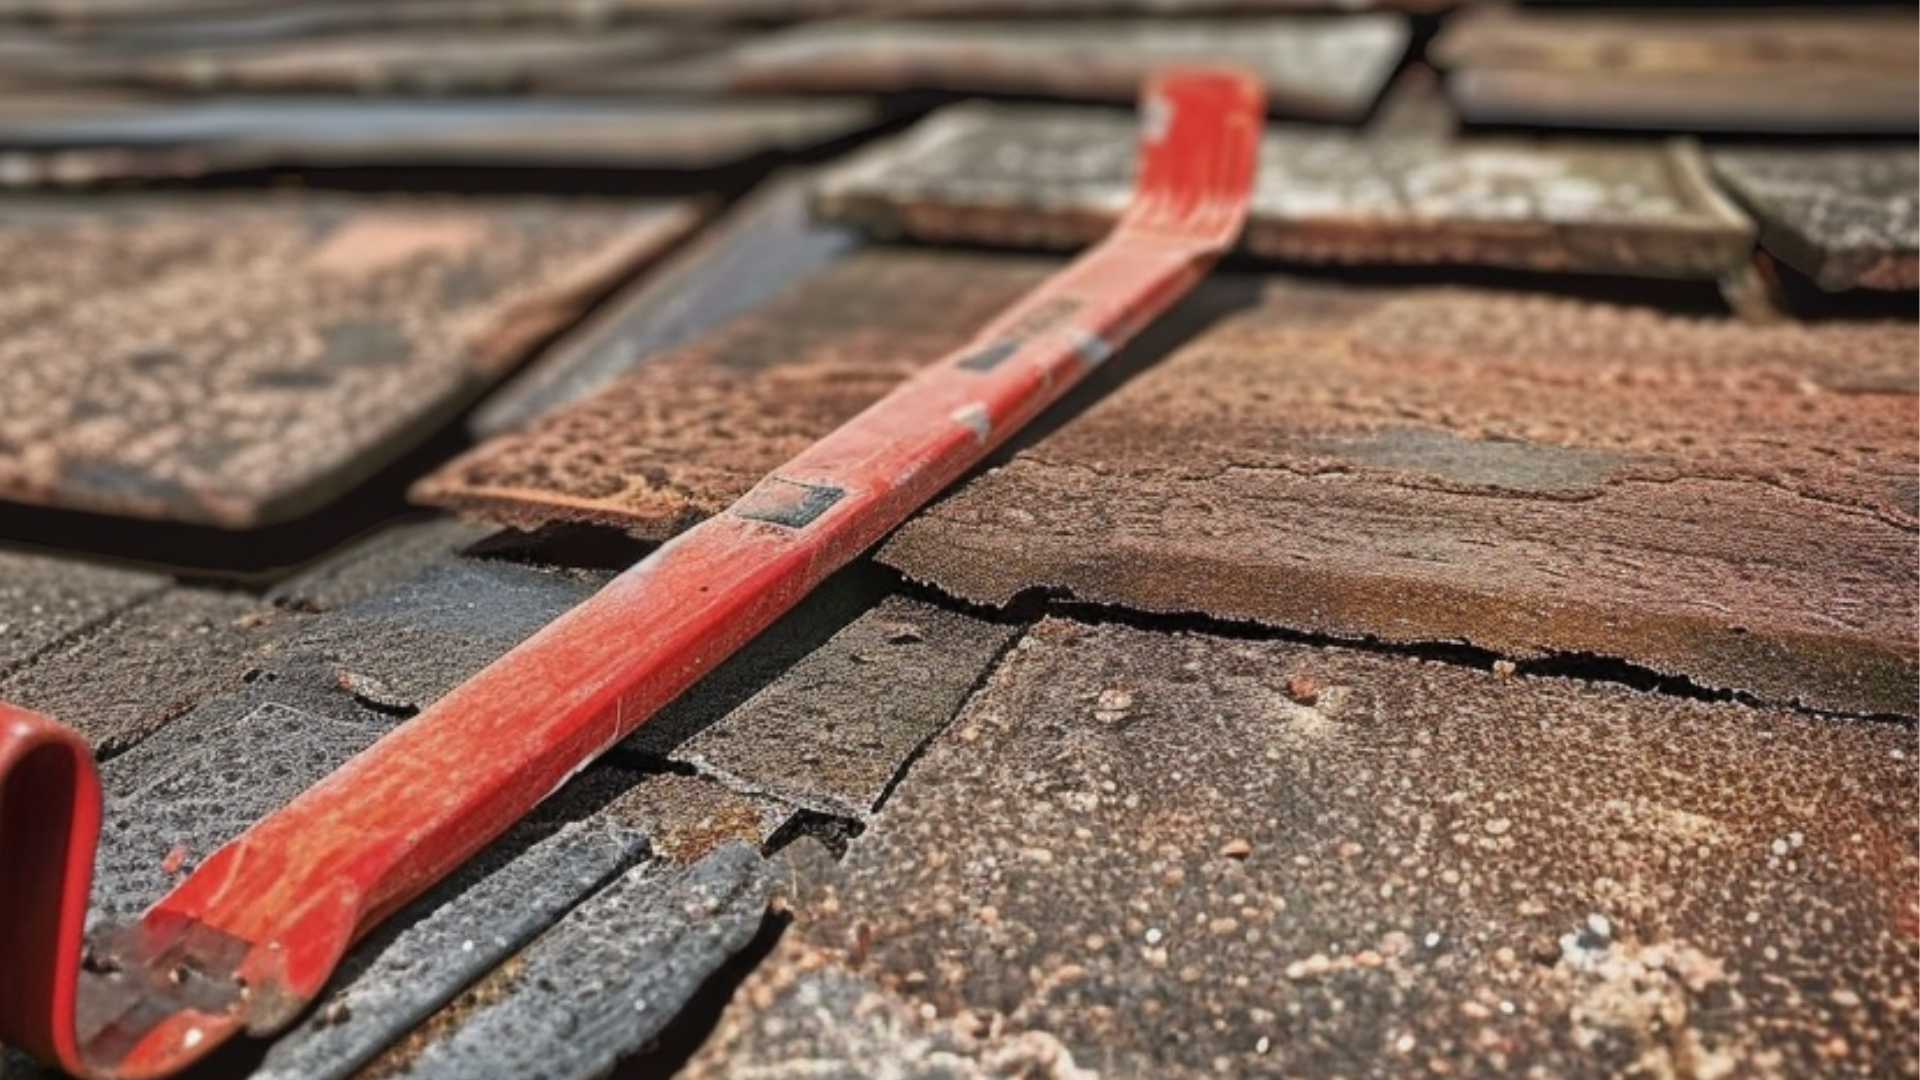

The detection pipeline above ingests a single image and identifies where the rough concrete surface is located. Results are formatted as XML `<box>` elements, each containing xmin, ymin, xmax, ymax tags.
<box><xmin>0</xmin><ymin>194</ymin><xmax>697</xmax><ymax>526</ymax></box>
<box><xmin>1433</xmin><ymin>7</ymin><xmax>1918</xmax><ymax>134</ymax></box>
<box><xmin>817</xmin><ymin>103</ymin><xmax>1754</xmax><ymax>279</ymax></box>
<box><xmin>689</xmin><ymin>618</ymin><xmax>1919</xmax><ymax>1080</ymax></box>
<box><xmin>880</xmin><ymin>275</ymin><xmax>1919</xmax><ymax>716</ymax></box>
<box><xmin>417</xmin><ymin>249</ymin><xmax>1050</xmax><ymax>535</ymax></box>
<box><xmin>1711</xmin><ymin>147</ymin><xmax>1920</xmax><ymax>292</ymax></box>
<box><xmin>725</xmin><ymin>16</ymin><xmax>1409</xmax><ymax>122</ymax></box>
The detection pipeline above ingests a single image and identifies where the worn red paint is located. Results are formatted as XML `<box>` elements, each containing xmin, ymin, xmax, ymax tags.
<box><xmin>0</xmin><ymin>69</ymin><xmax>1261</xmax><ymax>1078</ymax></box>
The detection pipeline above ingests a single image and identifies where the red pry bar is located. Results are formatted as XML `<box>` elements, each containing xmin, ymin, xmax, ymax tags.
<box><xmin>0</xmin><ymin>67</ymin><xmax>1263</xmax><ymax>1079</ymax></box>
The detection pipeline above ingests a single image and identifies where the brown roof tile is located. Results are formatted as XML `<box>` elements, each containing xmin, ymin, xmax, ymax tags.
<box><xmin>471</xmin><ymin>170</ymin><xmax>860</xmax><ymax>438</ymax></box>
<box><xmin>0</xmin><ymin>194</ymin><xmax>697</xmax><ymax>526</ymax></box>
<box><xmin>689</xmin><ymin>618</ymin><xmax>1918</xmax><ymax>1080</ymax></box>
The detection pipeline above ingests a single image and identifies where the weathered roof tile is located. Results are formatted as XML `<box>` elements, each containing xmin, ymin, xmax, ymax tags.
<box><xmin>1433</xmin><ymin>7</ymin><xmax>1918</xmax><ymax>134</ymax></box>
<box><xmin>1711</xmin><ymin>147</ymin><xmax>1920</xmax><ymax>292</ymax></box>
<box><xmin>0</xmin><ymin>194</ymin><xmax>696</xmax><ymax>526</ymax></box>
<box><xmin>415</xmin><ymin>249</ymin><xmax>1048</xmax><ymax>534</ymax></box>
<box><xmin>881</xmin><ymin>275</ymin><xmax>1919</xmax><ymax>715</ymax></box>
<box><xmin>690</xmin><ymin>618</ymin><xmax>1918</xmax><ymax>1079</ymax></box>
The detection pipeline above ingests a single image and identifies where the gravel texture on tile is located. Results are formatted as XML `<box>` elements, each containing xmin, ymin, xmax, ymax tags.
<box><xmin>632</xmin><ymin>595</ymin><xmax>1019</xmax><ymax>819</ymax></box>
<box><xmin>284</xmin><ymin>556</ymin><xmax>609</xmax><ymax>711</ymax></box>
<box><xmin>724</xmin><ymin>16</ymin><xmax>1408</xmax><ymax>122</ymax></box>
<box><xmin>0</xmin><ymin>194</ymin><xmax>696</xmax><ymax>526</ymax></box>
<box><xmin>0</xmin><ymin>585</ymin><xmax>292</xmax><ymax>754</ymax></box>
<box><xmin>879</xmin><ymin>275</ymin><xmax>1919</xmax><ymax>717</ymax></box>
<box><xmin>474</xmin><ymin>170</ymin><xmax>861</xmax><ymax>437</ymax></box>
<box><xmin>0</xmin><ymin>97</ymin><xmax>877</xmax><ymax>181</ymax></box>
<box><xmin>689</xmin><ymin>618</ymin><xmax>1920</xmax><ymax>1080</ymax></box>
<box><xmin>368</xmin><ymin>843</ymin><xmax>782</xmax><ymax>1080</ymax></box>
<box><xmin>417</xmin><ymin>249</ymin><xmax>1051</xmax><ymax>535</ymax></box>
<box><xmin>1710</xmin><ymin>147</ymin><xmax>1920</xmax><ymax>292</ymax></box>
<box><xmin>1432</xmin><ymin>7</ymin><xmax>1918</xmax><ymax>134</ymax></box>
<box><xmin>0</xmin><ymin>547</ymin><xmax>167</xmax><ymax>678</ymax></box>
<box><xmin>816</xmin><ymin>102</ymin><xmax>1754</xmax><ymax>279</ymax></box>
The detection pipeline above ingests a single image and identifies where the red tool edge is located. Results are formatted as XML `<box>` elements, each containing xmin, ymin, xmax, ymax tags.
<box><xmin>0</xmin><ymin>68</ymin><xmax>1262</xmax><ymax>1079</ymax></box>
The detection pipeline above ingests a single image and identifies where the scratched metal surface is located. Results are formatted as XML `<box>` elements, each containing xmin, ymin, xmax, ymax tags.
<box><xmin>724</xmin><ymin>16</ymin><xmax>1408</xmax><ymax>121</ymax></box>
<box><xmin>0</xmin><ymin>194</ymin><xmax>697</xmax><ymax>527</ymax></box>
<box><xmin>816</xmin><ymin>102</ymin><xmax>1756</xmax><ymax>279</ymax></box>
<box><xmin>1710</xmin><ymin>147</ymin><xmax>1920</xmax><ymax>292</ymax></box>
<box><xmin>688</xmin><ymin>618</ymin><xmax>1919</xmax><ymax>1080</ymax></box>
<box><xmin>1432</xmin><ymin>7</ymin><xmax>1919</xmax><ymax>134</ymax></box>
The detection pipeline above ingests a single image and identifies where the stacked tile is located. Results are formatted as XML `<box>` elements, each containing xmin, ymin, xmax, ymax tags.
<box><xmin>814</xmin><ymin>102</ymin><xmax>1756</xmax><ymax>282</ymax></box>
<box><xmin>0</xmin><ymin>96</ymin><xmax>878</xmax><ymax>184</ymax></box>
<box><xmin>1433</xmin><ymin>6</ymin><xmax>1918</xmax><ymax>134</ymax></box>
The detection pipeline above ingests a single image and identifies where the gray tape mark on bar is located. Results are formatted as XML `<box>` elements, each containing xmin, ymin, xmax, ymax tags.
<box><xmin>1068</xmin><ymin>327</ymin><xmax>1115</xmax><ymax>366</ymax></box>
<box><xmin>956</xmin><ymin>337</ymin><xmax>1020</xmax><ymax>372</ymax></box>
<box><xmin>732</xmin><ymin>477</ymin><xmax>846</xmax><ymax>529</ymax></box>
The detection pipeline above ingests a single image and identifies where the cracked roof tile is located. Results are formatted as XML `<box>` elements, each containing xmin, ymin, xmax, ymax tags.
<box><xmin>0</xmin><ymin>194</ymin><xmax>696</xmax><ymax>527</ymax></box>
<box><xmin>416</xmin><ymin>245</ymin><xmax>1917</xmax><ymax>715</ymax></box>
<box><xmin>879</xmin><ymin>275</ymin><xmax>1919</xmax><ymax>716</ymax></box>
<box><xmin>690</xmin><ymin>618</ymin><xmax>1918</xmax><ymax>1080</ymax></box>
<box><xmin>816</xmin><ymin>102</ymin><xmax>1755</xmax><ymax>280</ymax></box>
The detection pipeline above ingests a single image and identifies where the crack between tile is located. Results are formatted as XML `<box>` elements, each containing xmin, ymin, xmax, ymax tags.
<box><xmin>882</xmin><ymin>571</ymin><xmax>1913</xmax><ymax>727</ymax></box>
